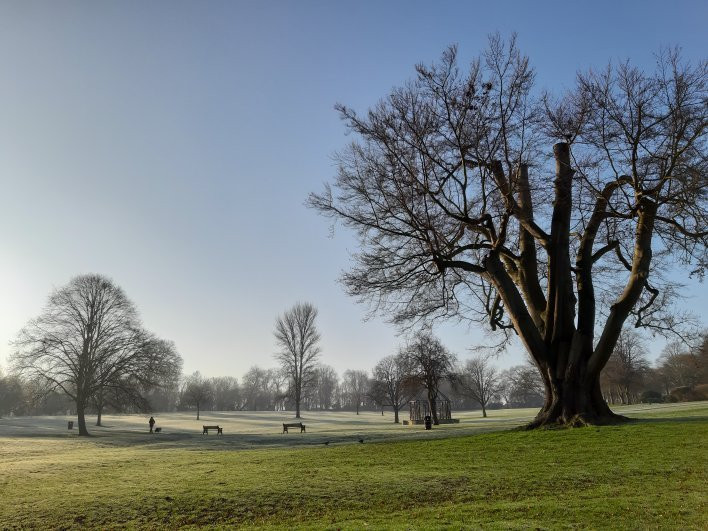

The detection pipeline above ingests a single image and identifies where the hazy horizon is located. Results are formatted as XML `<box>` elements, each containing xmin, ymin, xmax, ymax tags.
<box><xmin>1</xmin><ymin>0</ymin><xmax>706</xmax><ymax>379</ymax></box>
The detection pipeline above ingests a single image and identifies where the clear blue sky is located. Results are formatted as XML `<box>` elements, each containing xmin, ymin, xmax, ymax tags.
<box><xmin>1</xmin><ymin>1</ymin><xmax>706</xmax><ymax>378</ymax></box>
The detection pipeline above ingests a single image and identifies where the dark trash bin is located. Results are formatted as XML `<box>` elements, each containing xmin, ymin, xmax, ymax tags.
<box><xmin>68</xmin><ymin>421</ymin><xmax>74</xmax><ymax>430</ymax></box>
<box><xmin>424</xmin><ymin>415</ymin><xmax>432</xmax><ymax>430</ymax></box>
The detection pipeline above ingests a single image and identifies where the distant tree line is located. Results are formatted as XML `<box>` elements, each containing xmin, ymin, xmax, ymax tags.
<box><xmin>600</xmin><ymin>331</ymin><xmax>708</xmax><ymax>405</ymax></box>
<box><xmin>5</xmin><ymin>327</ymin><xmax>703</xmax><ymax>422</ymax></box>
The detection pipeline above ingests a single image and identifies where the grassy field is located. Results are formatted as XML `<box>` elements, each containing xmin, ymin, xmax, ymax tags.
<box><xmin>0</xmin><ymin>402</ymin><xmax>706</xmax><ymax>529</ymax></box>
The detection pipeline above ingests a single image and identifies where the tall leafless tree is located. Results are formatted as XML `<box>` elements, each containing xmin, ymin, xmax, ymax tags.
<box><xmin>600</xmin><ymin>329</ymin><xmax>649</xmax><ymax>404</ymax></box>
<box><xmin>211</xmin><ymin>376</ymin><xmax>242</xmax><ymax>411</ymax></box>
<box><xmin>274</xmin><ymin>302</ymin><xmax>321</xmax><ymax>418</ymax></box>
<box><xmin>0</xmin><ymin>371</ymin><xmax>25</xmax><ymax>418</ymax></box>
<box><xmin>499</xmin><ymin>363</ymin><xmax>546</xmax><ymax>408</ymax></box>
<box><xmin>240</xmin><ymin>366</ymin><xmax>267</xmax><ymax>410</ymax></box>
<box><xmin>457</xmin><ymin>355</ymin><xmax>501</xmax><ymax>417</ymax></box>
<box><xmin>311</xmin><ymin>365</ymin><xmax>339</xmax><ymax>410</ymax></box>
<box><xmin>656</xmin><ymin>337</ymin><xmax>705</xmax><ymax>394</ymax></box>
<box><xmin>268</xmin><ymin>368</ymin><xmax>290</xmax><ymax>411</ymax></box>
<box><xmin>11</xmin><ymin>274</ymin><xmax>182</xmax><ymax>435</ymax></box>
<box><xmin>405</xmin><ymin>332</ymin><xmax>455</xmax><ymax>425</ymax></box>
<box><xmin>181</xmin><ymin>371</ymin><xmax>213</xmax><ymax>420</ymax></box>
<box><xmin>342</xmin><ymin>369</ymin><xmax>370</xmax><ymax>414</ymax></box>
<box><xmin>371</xmin><ymin>352</ymin><xmax>415</xmax><ymax>423</ymax></box>
<box><xmin>310</xmin><ymin>36</ymin><xmax>707</xmax><ymax>427</ymax></box>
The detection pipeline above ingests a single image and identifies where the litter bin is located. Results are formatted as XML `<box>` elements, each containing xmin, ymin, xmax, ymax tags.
<box><xmin>424</xmin><ymin>415</ymin><xmax>432</xmax><ymax>430</ymax></box>
<box><xmin>68</xmin><ymin>421</ymin><xmax>74</xmax><ymax>430</ymax></box>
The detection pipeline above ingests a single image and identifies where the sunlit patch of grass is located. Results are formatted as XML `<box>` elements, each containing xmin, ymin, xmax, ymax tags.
<box><xmin>0</xmin><ymin>402</ymin><xmax>706</xmax><ymax>529</ymax></box>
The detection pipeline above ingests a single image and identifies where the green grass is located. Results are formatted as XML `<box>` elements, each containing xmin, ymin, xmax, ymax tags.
<box><xmin>1</xmin><ymin>403</ymin><xmax>706</xmax><ymax>529</ymax></box>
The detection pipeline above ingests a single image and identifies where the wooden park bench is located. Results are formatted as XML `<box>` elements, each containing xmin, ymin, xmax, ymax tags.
<box><xmin>282</xmin><ymin>422</ymin><xmax>306</xmax><ymax>433</ymax></box>
<box><xmin>202</xmin><ymin>425</ymin><xmax>223</xmax><ymax>435</ymax></box>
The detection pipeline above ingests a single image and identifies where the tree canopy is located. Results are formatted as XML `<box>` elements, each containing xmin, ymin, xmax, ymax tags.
<box><xmin>310</xmin><ymin>36</ymin><xmax>707</xmax><ymax>426</ymax></box>
<box><xmin>274</xmin><ymin>302</ymin><xmax>322</xmax><ymax>418</ymax></box>
<box><xmin>11</xmin><ymin>274</ymin><xmax>182</xmax><ymax>435</ymax></box>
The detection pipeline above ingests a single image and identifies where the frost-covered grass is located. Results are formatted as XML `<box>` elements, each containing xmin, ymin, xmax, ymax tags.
<box><xmin>0</xmin><ymin>402</ymin><xmax>706</xmax><ymax>529</ymax></box>
<box><xmin>0</xmin><ymin>407</ymin><xmax>543</xmax><ymax>449</ymax></box>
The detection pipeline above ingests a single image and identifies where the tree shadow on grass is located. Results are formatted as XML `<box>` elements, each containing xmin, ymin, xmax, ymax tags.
<box><xmin>630</xmin><ymin>415</ymin><xmax>708</xmax><ymax>424</ymax></box>
<box><xmin>0</xmin><ymin>422</ymin><xmax>519</xmax><ymax>451</ymax></box>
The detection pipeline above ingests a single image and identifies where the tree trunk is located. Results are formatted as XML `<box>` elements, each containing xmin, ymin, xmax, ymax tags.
<box><xmin>481</xmin><ymin>404</ymin><xmax>487</xmax><ymax>418</ymax></box>
<box><xmin>527</xmin><ymin>359</ymin><xmax>627</xmax><ymax>428</ymax></box>
<box><xmin>196</xmin><ymin>403</ymin><xmax>200</xmax><ymax>421</ymax></box>
<box><xmin>95</xmin><ymin>388</ymin><xmax>104</xmax><ymax>426</ymax></box>
<box><xmin>498</xmin><ymin>144</ymin><xmax>653</xmax><ymax>429</ymax></box>
<box><xmin>393</xmin><ymin>406</ymin><xmax>399</xmax><ymax>424</ymax></box>
<box><xmin>77</xmin><ymin>398</ymin><xmax>89</xmax><ymax>436</ymax></box>
<box><xmin>294</xmin><ymin>381</ymin><xmax>302</xmax><ymax>419</ymax></box>
<box><xmin>428</xmin><ymin>389</ymin><xmax>439</xmax><ymax>425</ymax></box>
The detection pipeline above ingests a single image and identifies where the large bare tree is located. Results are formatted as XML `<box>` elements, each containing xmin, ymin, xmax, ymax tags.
<box><xmin>310</xmin><ymin>36</ymin><xmax>706</xmax><ymax>427</ymax></box>
<box><xmin>600</xmin><ymin>329</ymin><xmax>649</xmax><ymax>404</ymax></box>
<box><xmin>456</xmin><ymin>355</ymin><xmax>501</xmax><ymax>418</ymax></box>
<box><xmin>342</xmin><ymin>369</ymin><xmax>370</xmax><ymax>414</ymax></box>
<box><xmin>311</xmin><ymin>365</ymin><xmax>339</xmax><ymax>410</ymax></box>
<box><xmin>499</xmin><ymin>363</ymin><xmax>545</xmax><ymax>408</ymax></box>
<box><xmin>371</xmin><ymin>352</ymin><xmax>415</xmax><ymax>423</ymax></box>
<box><xmin>11</xmin><ymin>274</ymin><xmax>182</xmax><ymax>435</ymax></box>
<box><xmin>181</xmin><ymin>371</ymin><xmax>213</xmax><ymax>420</ymax></box>
<box><xmin>405</xmin><ymin>332</ymin><xmax>455</xmax><ymax>425</ymax></box>
<box><xmin>273</xmin><ymin>302</ymin><xmax>321</xmax><ymax>418</ymax></box>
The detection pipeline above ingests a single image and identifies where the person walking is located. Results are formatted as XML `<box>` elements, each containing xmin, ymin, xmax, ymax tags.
<box><xmin>149</xmin><ymin>416</ymin><xmax>155</xmax><ymax>433</ymax></box>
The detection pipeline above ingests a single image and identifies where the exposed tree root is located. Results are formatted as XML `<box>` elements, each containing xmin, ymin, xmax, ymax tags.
<box><xmin>524</xmin><ymin>409</ymin><xmax>631</xmax><ymax>429</ymax></box>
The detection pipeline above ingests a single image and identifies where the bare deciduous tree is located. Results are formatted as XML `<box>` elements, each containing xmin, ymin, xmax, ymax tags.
<box><xmin>499</xmin><ymin>363</ymin><xmax>546</xmax><ymax>408</ymax></box>
<box><xmin>371</xmin><ymin>352</ymin><xmax>415</xmax><ymax>423</ymax></box>
<box><xmin>310</xmin><ymin>36</ymin><xmax>707</xmax><ymax>427</ymax></box>
<box><xmin>405</xmin><ymin>332</ymin><xmax>455</xmax><ymax>425</ymax></box>
<box><xmin>211</xmin><ymin>376</ymin><xmax>241</xmax><ymax>411</ymax></box>
<box><xmin>656</xmin><ymin>338</ymin><xmax>705</xmax><ymax>394</ymax></box>
<box><xmin>600</xmin><ymin>330</ymin><xmax>649</xmax><ymax>404</ymax></box>
<box><xmin>0</xmin><ymin>370</ymin><xmax>25</xmax><ymax>418</ymax></box>
<box><xmin>456</xmin><ymin>355</ymin><xmax>501</xmax><ymax>417</ymax></box>
<box><xmin>274</xmin><ymin>302</ymin><xmax>321</xmax><ymax>418</ymax></box>
<box><xmin>11</xmin><ymin>274</ymin><xmax>182</xmax><ymax>435</ymax></box>
<box><xmin>240</xmin><ymin>366</ymin><xmax>285</xmax><ymax>411</ymax></box>
<box><xmin>342</xmin><ymin>369</ymin><xmax>370</xmax><ymax>415</ymax></box>
<box><xmin>311</xmin><ymin>365</ymin><xmax>339</xmax><ymax>410</ymax></box>
<box><xmin>181</xmin><ymin>371</ymin><xmax>212</xmax><ymax>420</ymax></box>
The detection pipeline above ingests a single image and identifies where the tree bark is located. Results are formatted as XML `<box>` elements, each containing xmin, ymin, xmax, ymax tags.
<box><xmin>428</xmin><ymin>389</ymin><xmax>439</xmax><ymax>425</ymax></box>
<box><xmin>527</xmin><ymin>350</ymin><xmax>627</xmax><ymax>428</ymax></box>
<box><xmin>486</xmin><ymin>145</ymin><xmax>654</xmax><ymax>428</ymax></box>
<box><xmin>77</xmin><ymin>397</ymin><xmax>89</xmax><ymax>436</ymax></box>
<box><xmin>96</xmin><ymin>408</ymin><xmax>102</xmax><ymax>427</ymax></box>
<box><xmin>393</xmin><ymin>406</ymin><xmax>399</xmax><ymax>424</ymax></box>
<box><xmin>295</xmin><ymin>386</ymin><xmax>301</xmax><ymax>419</ymax></box>
<box><xmin>481</xmin><ymin>404</ymin><xmax>487</xmax><ymax>418</ymax></box>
